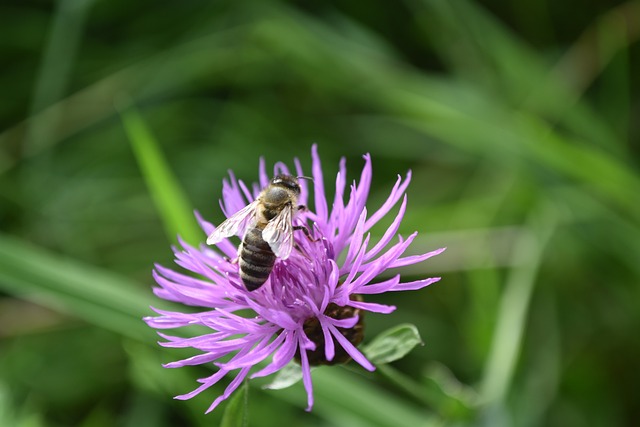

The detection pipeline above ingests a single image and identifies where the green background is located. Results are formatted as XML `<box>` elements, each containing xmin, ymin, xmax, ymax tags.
<box><xmin>1</xmin><ymin>0</ymin><xmax>639</xmax><ymax>426</ymax></box>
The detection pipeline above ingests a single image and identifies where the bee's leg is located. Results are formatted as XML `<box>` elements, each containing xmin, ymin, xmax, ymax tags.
<box><xmin>293</xmin><ymin>242</ymin><xmax>312</xmax><ymax>260</ymax></box>
<box><xmin>293</xmin><ymin>225</ymin><xmax>318</xmax><ymax>242</ymax></box>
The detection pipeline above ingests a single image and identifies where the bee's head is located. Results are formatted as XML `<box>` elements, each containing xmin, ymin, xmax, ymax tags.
<box><xmin>271</xmin><ymin>174</ymin><xmax>301</xmax><ymax>195</ymax></box>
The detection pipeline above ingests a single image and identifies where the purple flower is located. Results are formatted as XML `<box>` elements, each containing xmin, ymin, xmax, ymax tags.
<box><xmin>144</xmin><ymin>145</ymin><xmax>445</xmax><ymax>412</ymax></box>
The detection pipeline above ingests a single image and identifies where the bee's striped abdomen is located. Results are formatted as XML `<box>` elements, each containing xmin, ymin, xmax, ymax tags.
<box><xmin>239</xmin><ymin>227</ymin><xmax>276</xmax><ymax>291</ymax></box>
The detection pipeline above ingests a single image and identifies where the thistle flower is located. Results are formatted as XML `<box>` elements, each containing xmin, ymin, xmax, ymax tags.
<box><xmin>143</xmin><ymin>145</ymin><xmax>445</xmax><ymax>412</ymax></box>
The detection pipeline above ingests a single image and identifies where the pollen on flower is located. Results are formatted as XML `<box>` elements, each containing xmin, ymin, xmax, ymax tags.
<box><xmin>143</xmin><ymin>144</ymin><xmax>445</xmax><ymax>413</ymax></box>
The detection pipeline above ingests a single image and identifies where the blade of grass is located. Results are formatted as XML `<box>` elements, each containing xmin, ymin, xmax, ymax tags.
<box><xmin>268</xmin><ymin>366</ymin><xmax>437</xmax><ymax>427</ymax></box>
<box><xmin>1</xmin><ymin>24</ymin><xmax>248</xmax><ymax>174</ymax></box>
<box><xmin>552</xmin><ymin>1</ymin><xmax>640</xmax><ymax>98</ymax></box>
<box><xmin>409</xmin><ymin>0</ymin><xmax>623</xmax><ymax>151</ymax></box>
<box><xmin>0</xmin><ymin>233</ymin><xmax>153</xmax><ymax>341</ymax></box>
<box><xmin>23</xmin><ymin>0</ymin><xmax>95</xmax><ymax>158</ymax></box>
<box><xmin>512</xmin><ymin>293</ymin><xmax>561</xmax><ymax>427</ymax></box>
<box><xmin>255</xmin><ymin>6</ymin><xmax>640</xmax><ymax>223</ymax></box>
<box><xmin>220</xmin><ymin>381</ymin><xmax>249</xmax><ymax>427</ymax></box>
<box><xmin>118</xmin><ymin>99</ymin><xmax>202</xmax><ymax>246</ymax></box>
<box><xmin>479</xmin><ymin>203</ymin><xmax>558</xmax><ymax>422</ymax></box>
<box><xmin>123</xmin><ymin>341</ymin><xmax>219</xmax><ymax>427</ymax></box>
<box><xmin>392</xmin><ymin>101</ymin><xmax>640</xmax><ymax>223</ymax></box>
<box><xmin>0</xmin><ymin>382</ymin><xmax>45</xmax><ymax>427</ymax></box>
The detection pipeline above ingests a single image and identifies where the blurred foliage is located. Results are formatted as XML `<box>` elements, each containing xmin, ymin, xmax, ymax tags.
<box><xmin>1</xmin><ymin>0</ymin><xmax>639</xmax><ymax>426</ymax></box>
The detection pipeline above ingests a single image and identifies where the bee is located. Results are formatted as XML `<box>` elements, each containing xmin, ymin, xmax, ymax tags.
<box><xmin>206</xmin><ymin>174</ymin><xmax>310</xmax><ymax>291</ymax></box>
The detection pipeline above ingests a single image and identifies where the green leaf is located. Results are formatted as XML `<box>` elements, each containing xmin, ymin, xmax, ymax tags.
<box><xmin>221</xmin><ymin>381</ymin><xmax>249</xmax><ymax>427</ymax></box>
<box><xmin>262</xmin><ymin>362</ymin><xmax>303</xmax><ymax>390</ymax></box>
<box><xmin>118</xmin><ymin>99</ymin><xmax>202</xmax><ymax>246</ymax></box>
<box><xmin>362</xmin><ymin>324</ymin><xmax>423</xmax><ymax>365</ymax></box>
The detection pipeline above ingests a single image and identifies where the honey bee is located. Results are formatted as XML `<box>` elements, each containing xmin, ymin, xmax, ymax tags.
<box><xmin>206</xmin><ymin>174</ymin><xmax>310</xmax><ymax>291</ymax></box>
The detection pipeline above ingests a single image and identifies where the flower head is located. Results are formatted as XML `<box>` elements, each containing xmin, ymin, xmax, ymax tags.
<box><xmin>144</xmin><ymin>145</ymin><xmax>445</xmax><ymax>412</ymax></box>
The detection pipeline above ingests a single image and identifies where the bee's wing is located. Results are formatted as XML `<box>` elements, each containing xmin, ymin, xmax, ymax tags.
<box><xmin>206</xmin><ymin>201</ymin><xmax>259</xmax><ymax>245</ymax></box>
<box><xmin>262</xmin><ymin>203</ymin><xmax>294</xmax><ymax>259</ymax></box>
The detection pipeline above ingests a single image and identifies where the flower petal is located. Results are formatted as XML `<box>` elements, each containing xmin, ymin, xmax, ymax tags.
<box><xmin>311</xmin><ymin>144</ymin><xmax>328</xmax><ymax>223</ymax></box>
<box><xmin>258</xmin><ymin>157</ymin><xmax>269</xmax><ymax>188</ymax></box>
<box><xmin>388</xmin><ymin>247</ymin><xmax>446</xmax><ymax>268</ymax></box>
<box><xmin>363</xmin><ymin>170</ymin><xmax>411</xmax><ymax>232</ymax></box>
<box><xmin>355</xmin><ymin>275</ymin><xmax>400</xmax><ymax>295</ymax></box>
<box><xmin>217</xmin><ymin>332</ymin><xmax>285</xmax><ymax>369</ymax></box>
<box><xmin>329</xmin><ymin>315</ymin><xmax>359</xmax><ymax>329</ymax></box>
<box><xmin>294</xmin><ymin>156</ymin><xmax>309</xmax><ymax>208</ymax></box>
<box><xmin>251</xmin><ymin>331</ymin><xmax>297</xmax><ymax>379</ymax></box>
<box><xmin>319</xmin><ymin>317</ymin><xmax>335</xmax><ymax>362</ymax></box>
<box><xmin>328</xmin><ymin>324</ymin><xmax>375</xmax><ymax>371</ymax></box>
<box><xmin>175</xmin><ymin>369</ymin><xmax>227</xmax><ymax>400</ymax></box>
<box><xmin>205</xmin><ymin>367</ymin><xmax>251</xmax><ymax>413</ymax></box>
<box><xmin>298</xmin><ymin>332</ymin><xmax>315</xmax><ymax>411</ymax></box>
<box><xmin>343</xmin><ymin>208</ymin><xmax>368</xmax><ymax>271</ymax></box>
<box><xmin>273</xmin><ymin>161</ymin><xmax>291</xmax><ymax>177</ymax></box>
<box><xmin>363</xmin><ymin>195</ymin><xmax>407</xmax><ymax>263</ymax></box>
<box><xmin>391</xmin><ymin>277</ymin><xmax>441</xmax><ymax>291</ymax></box>
<box><xmin>347</xmin><ymin>300</ymin><xmax>396</xmax><ymax>314</ymax></box>
<box><xmin>164</xmin><ymin>352</ymin><xmax>220</xmax><ymax>368</ymax></box>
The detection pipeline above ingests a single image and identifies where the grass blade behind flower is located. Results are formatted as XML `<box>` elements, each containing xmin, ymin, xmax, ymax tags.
<box><xmin>119</xmin><ymin>99</ymin><xmax>202</xmax><ymax>246</ymax></box>
<box><xmin>479</xmin><ymin>203</ymin><xmax>558</xmax><ymax>424</ymax></box>
<box><xmin>221</xmin><ymin>381</ymin><xmax>249</xmax><ymax>427</ymax></box>
<box><xmin>0</xmin><ymin>233</ymin><xmax>152</xmax><ymax>341</ymax></box>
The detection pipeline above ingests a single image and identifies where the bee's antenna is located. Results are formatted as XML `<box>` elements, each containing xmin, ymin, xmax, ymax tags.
<box><xmin>297</xmin><ymin>176</ymin><xmax>314</xmax><ymax>182</ymax></box>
